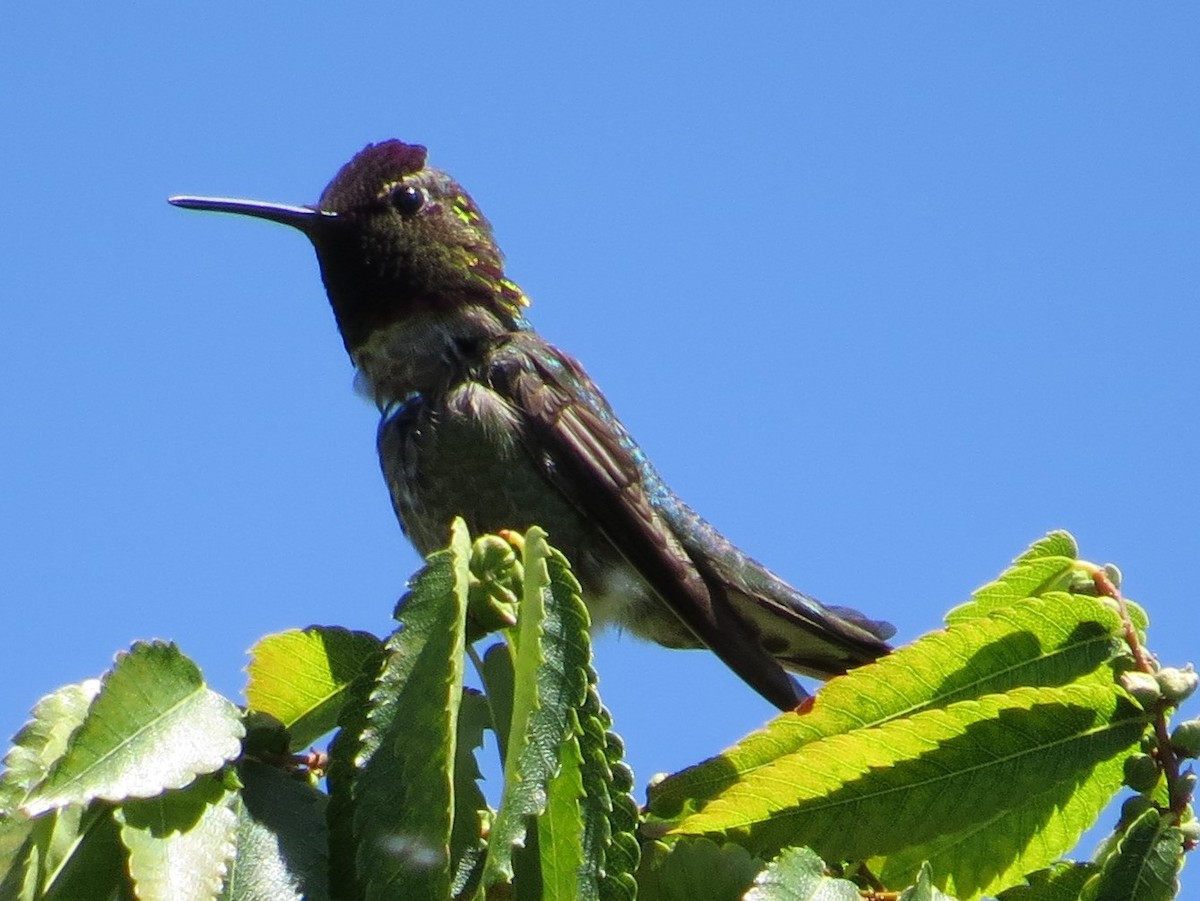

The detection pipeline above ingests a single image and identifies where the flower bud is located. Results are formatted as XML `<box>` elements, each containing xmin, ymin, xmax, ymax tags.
<box><xmin>1170</xmin><ymin>719</ymin><xmax>1200</xmax><ymax>758</ymax></box>
<box><xmin>1157</xmin><ymin>666</ymin><xmax>1199</xmax><ymax>704</ymax></box>
<box><xmin>1120</xmin><ymin>671</ymin><xmax>1162</xmax><ymax>708</ymax></box>
<box><xmin>1122</xmin><ymin>754</ymin><xmax>1160</xmax><ymax>793</ymax></box>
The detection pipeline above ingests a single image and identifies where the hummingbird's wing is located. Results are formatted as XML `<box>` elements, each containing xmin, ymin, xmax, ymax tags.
<box><xmin>660</xmin><ymin>502</ymin><xmax>894</xmax><ymax>679</ymax></box>
<box><xmin>491</xmin><ymin>334</ymin><xmax>811</xmax><ymax>710</ymax></box>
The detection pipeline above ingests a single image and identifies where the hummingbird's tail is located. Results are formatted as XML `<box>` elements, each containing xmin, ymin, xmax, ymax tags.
<box><xmin>668</xmin><ymin>507</ymin><xmax>895</xmax><ymax>683</ymax></box>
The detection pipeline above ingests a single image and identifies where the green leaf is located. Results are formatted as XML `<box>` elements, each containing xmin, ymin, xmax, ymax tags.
<box><xmin>36</xmin><ymin>805</ymin><xmax>129</xmax><ymax>901</ymax></box>
<box><xmin>0</xmin><ymin>812</ymin><xmax>36</xmax><ymax>899</ymax></box>
<box><xmin>650</xmin><ymin>593</ymin><xmax>1127</xmax><ymax>819</ymax></box>
<box><xmin>351</xmin><ymin>518</ymin><xmax>471</xmax><ymax>900</ymax></box>
<box><xmin>637</xmin><ymin>838</ymin><xmax>763</xmax><ymax>901</ymax></box>
<box><xmin>674</xmin><ymin>683</ymin><xmax>1149</xmax><ymax>866</ymax></box>
<box><xmin>876</xmin><ymin>742</ymin><xmax>1134</xmax><ymax>898</ymax></box>
<box><xmin>2</xmin><ymin>801</ymin><xmax>132</xmax><ymax>901</ymax></box>
<box><xmin>0</xmin><ymin>806</ymin><xmax>97</xmax><ymax>901</ymax></box>
<box><xmin>540</xmin><ymin>726</ymin><xmax>587</xmax><ymax>900</ymax></box>
<box><xmin>220</xmin><ymin>761</ymin><xmax>330</xmax><ymax>901</ymax></box>
<box><xmin>116</xmin><ymin>774</ymin><xmax>238</xmax><ymax>901</ymax></box>
<box><xmin>742</xmin><ymin>845</ymin><xmax>859</xmax><ymax>900</ymax></box>
<box><xmin>449</xmin><ymin>689</ymin><xmax>491</xmax><ymax>900</ymax></box>
<box><xmin>575</xmin><ymin>655</ymin><xmax>639</xmax><ymax>901</ymax></box>
<box><xmin>471</xmin><ymin>530</ymin><xmax>640</xmax><ymax>896</ymax></box>
<box><xmin>538</xmin><ymin>542</ymin><xmax>639</xmax><ymax>901</ymax></box>
<box><xmin>22</xmin><ymin>642</ymin><xmax>243</xmax><ymax>815</ymax></box>
<box><xmin>324</xmin><ymin>672</ymin><xmax>372</xmax><ymax>901</ymax></box>
<box><xmin>1083</xmin><ymin>807</ymin><xmax>1185</xmax><ymax>901</ymax></box>
<box><xmin>996</xmin><ymin>861</ymin><xmax>1099</xmax><ymax>901</ymax></box>
<box><xmin>481</xmin><ymin>528</ymin><xmax>591</xmax><ymax>892</ymax></box>
<box><xmin>897</xmin><ymin>862</ymin><xmax>959</xmax><ymax>901</ymax></box>
<box><xmin>0</xmin><ymin>680</ymin><xmax>101</xmax><ymax>812</ymax></box>
<box><xmin>479</xmin><ymin>641</ymin><xmax>515</xmax><ymax>764</ymax></box>
<box><xmin>245</xmin><ymin>628</ymin><xmax>384</xmax><ymax>751</ymax></box>
<box><xmin>948</xmin><ymin>531</ymin><xmax>1079</xmax><ymax>623</ymax></box>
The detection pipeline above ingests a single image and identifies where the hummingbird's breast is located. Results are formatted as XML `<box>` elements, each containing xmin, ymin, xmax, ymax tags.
<box><xmin>375</xmin><ymin>376</ymin><xmax>697</xmax><ymax>648</ymax></box>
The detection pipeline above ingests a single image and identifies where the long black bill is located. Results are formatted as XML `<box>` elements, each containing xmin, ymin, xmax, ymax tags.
<box><xmin>168</xmin><ymin>196</ymin><xmax>336</xmax><ymax>232</ymax></box>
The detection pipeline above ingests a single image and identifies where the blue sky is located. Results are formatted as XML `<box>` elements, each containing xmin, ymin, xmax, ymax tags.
<box><xmin>3</xmin><ymin>2</ymin><xmax>1197</xmax><ymax>878</ymax></box>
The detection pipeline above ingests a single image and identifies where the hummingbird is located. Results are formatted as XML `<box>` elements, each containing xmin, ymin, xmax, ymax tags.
<box><xmin>170</xmin><ymin>140</ymin><xmax>893</xmax><ymax>710</ymax></box>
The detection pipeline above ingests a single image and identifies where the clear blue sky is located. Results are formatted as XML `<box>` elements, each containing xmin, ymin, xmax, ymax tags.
<box><xmin>3</xmin><ymin>2</ymin><xmax>1197</xmax><ymax>880</ymax></box>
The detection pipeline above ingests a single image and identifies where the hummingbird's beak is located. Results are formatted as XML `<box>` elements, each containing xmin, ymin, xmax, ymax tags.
<box><xmin>168</xmin><ymin>196</ymin><xmax>337</xmax><ymax>233</ymax></box>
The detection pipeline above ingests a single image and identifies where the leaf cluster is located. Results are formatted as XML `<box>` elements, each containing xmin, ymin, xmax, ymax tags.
<box><xmin>645</xmin><ymin>532</ymin><xmax>1194</xmax><ymax>899</ymax></box>
<box><xmin>0</xmin><ymin>529</ymin><xmax>1193</xmax><ymax>900</ymax></box>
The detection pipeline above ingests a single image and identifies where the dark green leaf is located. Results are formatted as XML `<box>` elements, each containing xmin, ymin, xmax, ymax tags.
<box><xmin>1084</xmin><ymin>807</ymin><xmax>1185</xmax><ymax>901</ymax></box>
<box><xmin>996</xmin><ymin>861</ymin><xmax>1099</xmax><ymax>901</ymax></box>
<box><xmin>482</xmin><ymin>528</ymin><xmax>590</xmax><ymax>891</ymax></box>
<box><xmin>39</xmin><ymin>805</ymin><xmax>130</xmax><ymax>901</ymax></box>
<box><xmin>0</xmin><ymin>806</ymin><xmax>96</xmax><ymax>901</ymax></box>
<box><xmin>450</xmin><ymin>689</ymin><xmax>491</xmax><ymax>900</ymax></box>
<box><xmin>324</xmin><ymin>670</ymin><xmax>373</xmax><ymax>901</ymax></box>
<box><xmin>351</xmin><ymin>518</ymin><xmax>471</xmax><ymax>900</ymax></box>
<box><xmin>480</xmin><ymin>641</ymin><xmax>515</xmax><ymax>764</ymax></box>
<box><xmin>1</xmin><ymin>804</ymin><xmax>130</xmax><ymax>901</ymax></box>
<box><xmin>0</xmin><ymin>812</ymin><xmax>37</xmax><ymax>899</ymax></box>
<box><xmin>575</xmin><ymin>657</ymin><xmax>639</xmax><ymax>901</ymax></box>
<box><xmin>637</xmin><ymin>838</ymin><xmax>763</xmax><ymax>901</ymax></box>
<box><xmin>221</xmin><ymin>761</ymin><xmax>330</xmax><ymax>901</ymax></box>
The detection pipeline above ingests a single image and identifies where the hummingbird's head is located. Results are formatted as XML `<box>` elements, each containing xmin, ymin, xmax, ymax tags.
<box><xmin>171</xmin><ymin>140</ymin><xmax>528</xmax><ymax>358</ymax></box>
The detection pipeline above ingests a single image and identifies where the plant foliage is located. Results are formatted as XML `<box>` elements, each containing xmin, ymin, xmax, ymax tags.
<box><xmin>0</xmin><ymin>529</ymin><xmax>1192</xmax><ymax>899</ymax></box>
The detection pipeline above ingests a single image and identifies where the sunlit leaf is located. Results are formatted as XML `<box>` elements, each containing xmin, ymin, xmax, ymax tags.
<box><xmin>245</xmin><ymin>627</ymin><xmax>384</xmax><ymax>751</ymax></box>
<box><xmin>117</xmin><ymin>774</ymin><xmax>238</xmax><ymax>901</ymax></box>
<box><xmin>23</xmin><ymin>643</ymin><xmax>242</xmax><ymax>815</ymax></box>
<box><xmin>0</xmin><ymin>680</ymin><xmax>101</xmax><ymax>812</ymax></box>
<box><xmin>651</xmin><ymin>593</ymin><xmax>1126</xmax><ymax>819</ymax></box>
<box><xmin>674</xmin><ymin>683</ymin><xmax>1148</xmax><ymax>866</ymax></box>
<box><xmin>742</xmin><ymin>845</ymin><xmax>858</xmax><ymax>900</ymax></box>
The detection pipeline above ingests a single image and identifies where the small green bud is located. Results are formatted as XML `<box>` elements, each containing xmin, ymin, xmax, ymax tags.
<box><xmin>1157</xmin><ymin>666</ymin><xmax>1199</xmax><ymax>704</ymax></box>
<box><xmin>466</xmin><ymin>586</ymin><xmax>519</xmax><ymax>641</ymax></box>
<box><xmin>1103</xmin><ymin>563</ymin><xmax>1123</xmax><ymax>589</ymax></box>
<box><xmin>1120</xmin><ymin>671</ymin><xmax>1163</xmax><ymax>708</ymax></box>
<box><xmin>241</xmin><ymin>710</ymin><xmax>291</xmax><ymax>759</ymax></box>
<box><xmin>1170</xmin><ymin>719</ymin><xmax>1200</xmax><ymax>758</ymax></box>
<box><xmin>1122</xmin><ymin>754</ymin><xmax>1161</xmax><ymax>793</ymax></box>
<box><xmin>471</xmin><ymin>533</ymin><xmax>518</xmax><ymax>576</ymax></box>
<box><xmin>1067</xmin><ymin>567</ymin><xmax>1098</xmax><ymax>595</ymax></box>
<box><xmin>467</xmin><ymin>533</ymin><xmax>523</xmax><ymax>640</ymax></box>
<box><xmin>1179</xmin><ymin>819</ymin><xmax>1200</xmax><ymax>842</ymax></box>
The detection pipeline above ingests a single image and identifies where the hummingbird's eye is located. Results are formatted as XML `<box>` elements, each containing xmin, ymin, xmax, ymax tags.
<box><xmin>389</xmin><ymin>184</ymin><xmax>425</xmax><ymax>217</ymax></box>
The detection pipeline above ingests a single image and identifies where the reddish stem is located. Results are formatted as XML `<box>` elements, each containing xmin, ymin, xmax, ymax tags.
<box><xmin>1091</xmin><ymin>569</ymin><xmax>1190</xmax><ymax>820</ymax></box>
